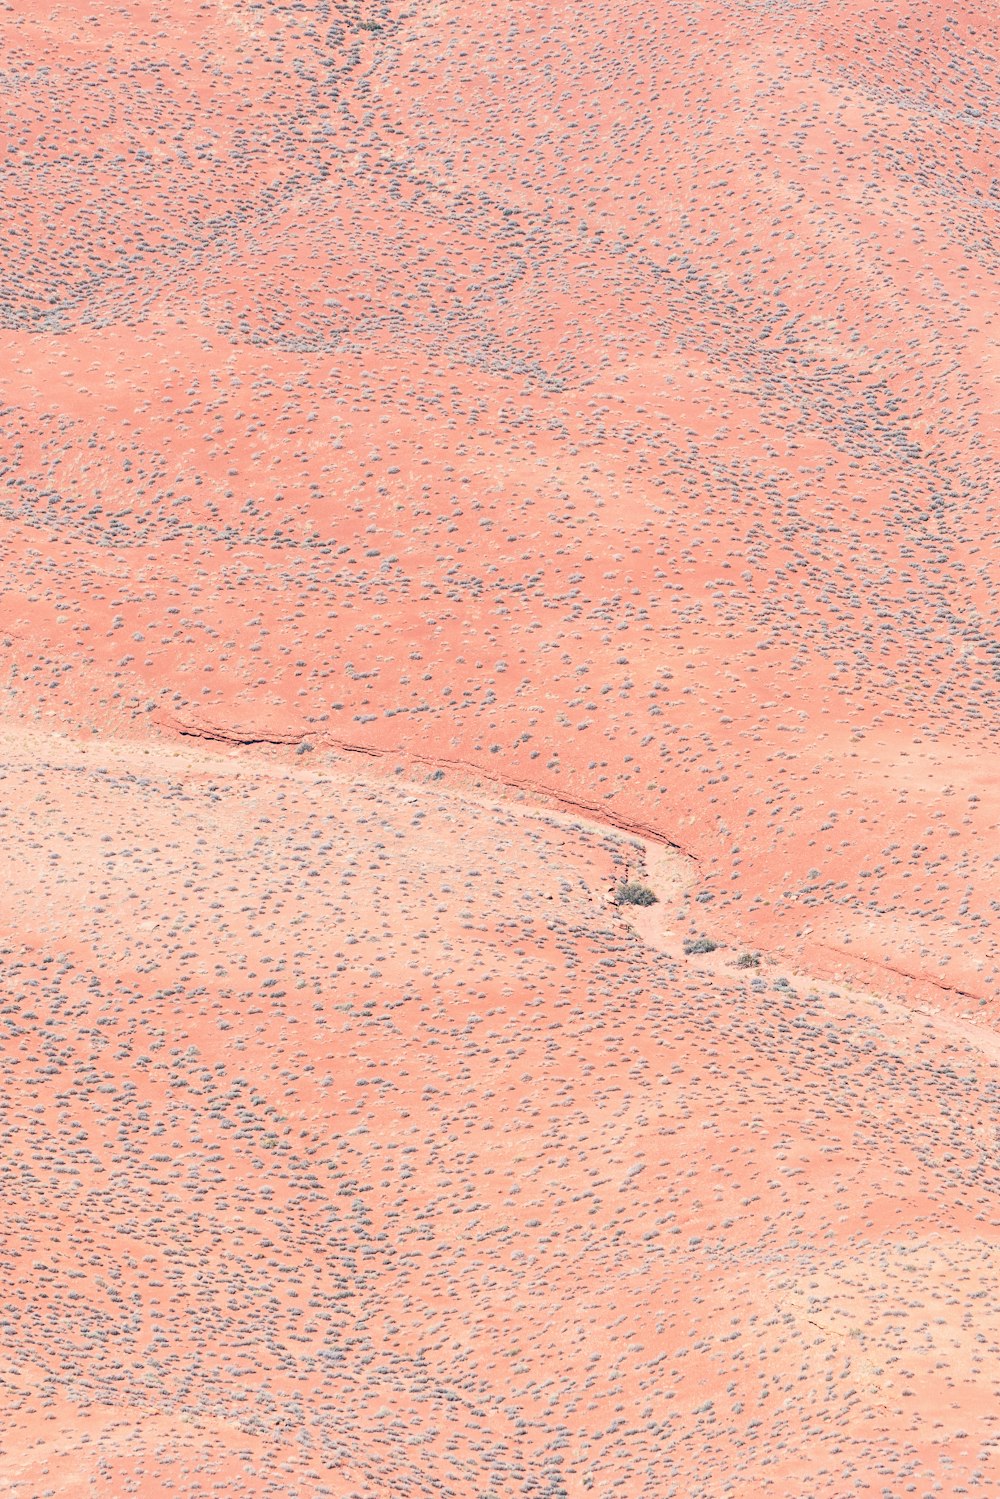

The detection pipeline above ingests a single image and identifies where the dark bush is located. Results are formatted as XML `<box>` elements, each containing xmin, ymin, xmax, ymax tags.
<box><xmin>735</xmin><ymin>951</ymin><xmax>760</xmax><ymax>969</ymax></box>
<box><xmin>615</xmin><ymin>881</ymin><xmax>656</xmax><ymax>906</ymax></box>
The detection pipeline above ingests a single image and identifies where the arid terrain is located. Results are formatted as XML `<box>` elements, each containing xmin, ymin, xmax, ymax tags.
<box><xmin>1</xmin><ymin>0</ymin><xmax>998</xmax><ymax>1494</ymax></box>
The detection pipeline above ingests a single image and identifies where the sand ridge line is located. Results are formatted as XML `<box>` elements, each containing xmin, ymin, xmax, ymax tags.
<box><xmin>155</xmin><ymin>712</ymin><xmax>999</xmax><ymax>1023</ymax></box>
<box><xmin>814</xmin><ymin>940</ymin><xmax>983</xmax><ymax>1007</ymax></box>
<box><xmin>35</xmin><ymin>709</ymin><xmax>998</xmax><ymax>1036</ymax></box>
<box><xmin>8</xmin><ymin>717</ymin><xmax>998</xmax><ymax>1070</ymax></box>
<box><xmin>156</xmin><ymin>709</ymin><xmax>704</xmax><ymax>855</ymax></box>
<box><xmin>0</xmin><ymin>717</ymin><xmax>682</xmax><ymax>858</ymax></box>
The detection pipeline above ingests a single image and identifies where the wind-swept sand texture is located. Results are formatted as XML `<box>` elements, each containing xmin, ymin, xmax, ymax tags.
<box><xmin>1</xmin><ymin>0</ymin><xmax>999</xmax><ymax>1492</ymax></box>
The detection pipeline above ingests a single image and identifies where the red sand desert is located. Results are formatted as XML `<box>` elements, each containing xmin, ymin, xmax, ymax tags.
<box><xmin>1</xmin><ymin>0</ymin><xmax>998</xmax><ymax>1494</ymax></box>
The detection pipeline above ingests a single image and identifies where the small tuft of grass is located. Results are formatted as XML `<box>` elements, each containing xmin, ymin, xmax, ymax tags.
<box><xmin>735</xmin><ymin>951</ymin><xmax>761</xmax><ymax>969</ymax></box>
<box><xmin>615</xmin><ymin>881</ymin><xmax>656</xmax><ymax>907</ymax></box>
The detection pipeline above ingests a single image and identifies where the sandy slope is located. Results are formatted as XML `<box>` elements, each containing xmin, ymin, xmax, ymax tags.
<box><xmin>1</xmin><ymin>728</ymin><xmax>999</xmax><ymax>1498</ymax></box>
<box><xmin>2</xmin><ymin>0</ymin><xmax>999</xmax><ymax>1492</ymax></box>
<box><xmin>2</xmin><ymin>0</ymin><xmax>998</xmax><ymax>1012</ymax></box>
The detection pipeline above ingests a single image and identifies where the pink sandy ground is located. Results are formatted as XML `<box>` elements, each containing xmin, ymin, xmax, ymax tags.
<box><xmin>0</xmin><ymin>728</ymin><xmax>998</xmax><ymax>1497</ymax></box>
<box><xmin>1</xmin><ymin>0</ymin><xmax>999</xmax><ymax>1493</ymax></box>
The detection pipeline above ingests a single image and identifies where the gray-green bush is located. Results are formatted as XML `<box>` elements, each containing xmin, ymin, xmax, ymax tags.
<box><xmin>615</xmin><ymin>881</ymin><xmax>656</xmax><ymax>907</ymax></box>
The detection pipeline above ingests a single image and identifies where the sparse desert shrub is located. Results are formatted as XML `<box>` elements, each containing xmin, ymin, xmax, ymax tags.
<box><xmin>684</xmin><ymin>936</ymin><xmax>718</xmax><ymax>954</ymax></box>
<box><xmin>735</xmin><ymin>951</ymin><xmax>760</xmax><ymax>969</ymax></box>
<box><xmin>615</xmin><ymin>881</ymin><xmax>656</xmax><ymax>906</ymax></box>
